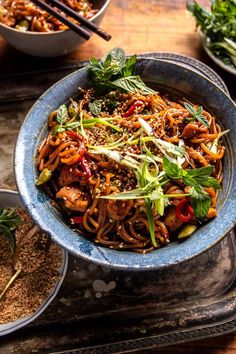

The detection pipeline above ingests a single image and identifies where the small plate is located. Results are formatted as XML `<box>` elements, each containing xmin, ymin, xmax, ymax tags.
<box><xmin>201</xmin><ymin>34</ymin><xmax>236</xmax><ymax>76</ymax></box>
<box><xmin>0</xmin><ymin>189</ymin><xmax>68</xmax><ymax>336</ymax></box>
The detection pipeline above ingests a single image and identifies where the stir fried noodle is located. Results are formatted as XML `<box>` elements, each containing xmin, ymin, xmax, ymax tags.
<box><xmin>0</xmin><ymin>0</ymin><xmax>97</xmax><ymax>31</ymax></box>
<box><xmin>36</xmin><ymin>89</ymin><xmax>225</xmax><ymax>253</ymax></box>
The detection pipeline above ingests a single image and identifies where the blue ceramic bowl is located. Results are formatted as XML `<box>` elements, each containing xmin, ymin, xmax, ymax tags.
<box><xmin>14</xmin><ymin>58</ymin><xmax>236</xmax><ymax>271</ymax></box>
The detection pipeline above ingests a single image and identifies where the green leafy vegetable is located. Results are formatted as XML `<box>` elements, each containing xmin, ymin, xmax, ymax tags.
<box><xmin>163</xmin><ymin>156</ymin><xmax>221</xmax><ymax>219</ymax></box>
<box><xmin>88</xmin><ymin>48</ymin><xmax>155</xmax><ymax>95</ymax></box>
<box><xmin>187</xmin><ymin>0</ymin><xmax>236</xmax><ymax>67</ymax></box>
<box><xmin>0</xmin><ymin>208</ymin><xmax>21</xmax><ymax>252</ymax></box>
<box><xmin>184</xmin><ymin>102</ymin><xmax>209</xmax><ymax>128</ymax></box>
<box><xmin>112</xmin><ymin>75</ymin><xmax>155</xmax><ymax>95</ymax></box>
<box><xmin>189</xmin><ymin>186</ymin><xmax>211</xmax><ymax>220</ymax></box>
<box><xmin>56</xmin><ymin>104</ymin><xmax>68</xmax><ymax>124</ymax></box>
<box><xmin>88</xmin><ymin>100</ymin><xmax>102</xmax><ymax>116</ymax></box>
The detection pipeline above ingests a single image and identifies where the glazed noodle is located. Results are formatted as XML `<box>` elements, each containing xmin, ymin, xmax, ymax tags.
<box><xmin>36</xmin><ymin>88</ymin><xmax>226</xmax><ymax>254</ymax></box>
<box><xmin>0</xmin><ymin>0</ymin><xmax>97</xmax><ymax>31</ymax></box>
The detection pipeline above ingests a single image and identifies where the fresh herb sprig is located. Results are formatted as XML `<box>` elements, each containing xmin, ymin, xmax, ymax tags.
<box><xmin>88</xmin><ymin>48</ymin><xmax>155</xmax><ymax>95</ymax></box>
<box><xmin>187</xmin><ymin>0</ymin><xmax>236</xmax><ymax>67</ymax></box>
<box><xmin>53</xmin><ymin>104</ymin><xmax>121</xmax><ymax>134</ymax></box>
<box><xmin>163</xmin><ymin>156</ymin><xmax>221</xmax><ymax>219</ymax></box>
<box><xmin>0</xmin><ymin>208</ymin><xmax>21</xmax><ymax>252</ymax></box>
<box><xmin>184</xmin><ymin>102</ymin><xmax>209</xmax><ymax>128</ymax></box>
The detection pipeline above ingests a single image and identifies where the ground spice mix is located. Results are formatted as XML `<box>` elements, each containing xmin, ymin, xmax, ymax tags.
<box><xmin>0</xmin><ymin>208</ymin><xmax>63</xmax><ymax>324</ymax></box>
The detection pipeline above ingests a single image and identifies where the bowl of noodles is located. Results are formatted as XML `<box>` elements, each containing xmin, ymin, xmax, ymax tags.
<box><xmin>14</xmin><ymin>49</ymin><xmax>236</xmax><ymax>270</ymax></box>
<box><xmin>0</xmin><ymin>0</ymin><xmax>110</xmax><ymax>57</ymax></box>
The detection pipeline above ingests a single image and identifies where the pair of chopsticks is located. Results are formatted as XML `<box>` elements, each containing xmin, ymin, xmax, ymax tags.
<box><xmin>30</xmin><ymin>0</ymin><xmax>111</xmax><ymax>41</ymax></box>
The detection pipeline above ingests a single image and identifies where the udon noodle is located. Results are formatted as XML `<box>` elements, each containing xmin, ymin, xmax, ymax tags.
<box><xmin>36</xmin><ymin>88</ymin><xmax>225</xmax><ymax>253</ymax></box>
<box><xmin>0</xmin><ymin>0</ymin><xmax>97</xmax><ymax>31</ymax></box>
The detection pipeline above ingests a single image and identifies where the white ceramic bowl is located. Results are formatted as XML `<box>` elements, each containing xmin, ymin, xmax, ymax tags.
<box><xmin>0</xmin><ymin>0</ymin><xmax>110</xmax><ymax>57</ymax></box>
<box><xmin>0</xmin><ymin>189</ymin><xmax>68</xmax><ymax>336</ymax></box>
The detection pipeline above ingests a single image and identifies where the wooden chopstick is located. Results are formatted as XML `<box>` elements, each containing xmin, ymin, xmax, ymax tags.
<box><xmin>30</xmin><ymin>0</ymin><xmax>111</xmax><ymax>41</ymax></box>
<box><xmin>47</xmin><ymin>0</ymin><xmax>112</xmax><ymax>41</ymax></box>
<box><xmin>30</xmin><ymin>0</ymin><xmax>91</xmax><ymax>40</ymax></box>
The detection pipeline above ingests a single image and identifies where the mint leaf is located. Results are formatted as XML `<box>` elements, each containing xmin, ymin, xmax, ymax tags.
<box><xmin>186</xmin><ymin>165</ymin><xmax>213</xmax><ymax>179</ymax></box>
<box><xmin>190</xmin><ymin>186</ymin><xmax>211</xmax><ymax>219</ymax></box>
<box><xmin>112</xmin><ymin>75</ymin><xmax>155</xmax><ymax>95</ymax></box>
<box><xmin>88</xmin><ymin>48</ymin><xmax>155</xmax><ymax>95</ymax></box>
<box><xmin>163</xmin><ymin>156</ymin><xmax>183</xmax><ymax>179</ymax></box>
<box><xmin>122</xmin><ymin>55</ymin><xmax>137</xmax><ymax>76</ymax></box>
<box><xmin>56</xmin><ymin>104</ymin><xmax>68</xmax><ymax>124</ymax></box>
<box><xmin>201</xmin><ymin>177</ymin><xmax>222</xmax><ymax>190</ymax></box>
<box><xmin>89</xmin><ymin>100</ymin><xmax>102</xmax><ymax>116</ymax></box>
<box><xmin>184</xmin><ymin>102</ymin><xmax>209</xmax><ymax>128</ymax></box>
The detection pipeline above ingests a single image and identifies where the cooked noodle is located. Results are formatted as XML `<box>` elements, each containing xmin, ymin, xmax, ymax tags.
<box><xmin>36</xmin><ymin>89</ymin><xmax>225</xmax><ymax>253</ymax></box>
<box><xmin>0</xmin><ymin>0</ymin><xmax>97</xmax><ymax>31</ymax></box>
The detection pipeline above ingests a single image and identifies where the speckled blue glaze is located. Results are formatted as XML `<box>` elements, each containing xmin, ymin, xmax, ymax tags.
<box><xmin>14</xmin><ymin>59</ymin><xmax>236</xmax><ymax>271</ymax></box>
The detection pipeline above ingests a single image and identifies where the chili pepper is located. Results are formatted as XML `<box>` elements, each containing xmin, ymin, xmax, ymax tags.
<box><xmin>69</xmin><ymin>216</ymin><xmax>84</xmax><ymax>225</ymax></box>
<box><xmin>122</xmin><ymin>100</ymin><xmax>144</xmax><ymax>117</ymax></box>
<box><xmin>176</xmin><ymin>197</ymin><xmax>194</xmax><ymax>223</ymax></box>
<box><xmin>66</xmin><ymin>130</ymin><xmax>85</xmax><ymax>142</ymax></box>
<box><xmin>80</xmin><ymin>157</ymin><xmax>92</xmax><ymax>180</ymax></box>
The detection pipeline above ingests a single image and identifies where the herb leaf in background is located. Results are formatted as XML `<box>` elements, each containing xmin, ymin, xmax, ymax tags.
<box><xmin>187</xmin><ymin>0</ymin><xmax>236</xmax><ymax>67</ymax></box>
<box><xmin>184</xmin><ymin>102</ymin><xmax>209</xmax><ymax>128</ymax></box>
<box><xmin>0</xmin><ymin>208</ymin><xmax>21</xmax><ymax>252</ymax></box>
<box><xmin>88</xmin><ymin>48</ymin><xmax>155</xmax><ymax>95</ymax></box>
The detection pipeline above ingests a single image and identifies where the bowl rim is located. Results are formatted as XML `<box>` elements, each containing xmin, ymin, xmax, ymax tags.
<box><xmin>0</xmin><ymin>0</ymin><xmax>110</xmax><ymax>36</ymax></box>
<box><xmin>0</xmin><ymin>189</ymin><xmax>68</xmax><ymax>336</ymax></box>
<box><xmin>14</xmin><ymin>58</ymin><xmax>236</xmax><ymax>271</ymax></box>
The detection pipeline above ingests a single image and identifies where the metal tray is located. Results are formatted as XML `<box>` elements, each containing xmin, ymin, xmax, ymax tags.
<box><xmin>1</xmin><ymin>53</ymin><xmax>236</xmax><ymax>353</ymax></box>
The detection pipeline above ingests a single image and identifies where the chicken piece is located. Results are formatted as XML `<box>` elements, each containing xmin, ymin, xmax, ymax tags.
<box><xmin>58</xmin><ymin>165</ymin><xmax>87</xmax><ymax>187</ymax></box>
<box><xmin>107</xmin><ymin>200</ymin><xmax>133</xmax><ymax>221</ymax></box>
<box><xmin>163</xmin><ymin>206</ymin><xmax>183</xmax><ymax>231</ymax></box>
<box><xmin>56</xmin><ymin>186</ymin><xmax>90</xmax><ymax>212</ymax></box>
<box><xmin>182</xmin><ymin>123</ymin><xmax>208</xmax><ymax>139</ymax></box>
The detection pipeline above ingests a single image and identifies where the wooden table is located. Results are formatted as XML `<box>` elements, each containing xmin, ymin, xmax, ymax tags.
<box><xmin>0</xmin><ymin>0</ymin><xmax>236</xmax><ymax>353</ymax></box>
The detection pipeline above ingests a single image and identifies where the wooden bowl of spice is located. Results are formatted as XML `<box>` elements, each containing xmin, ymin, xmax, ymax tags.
<box><xmin>0</xmin><ymin>189</ymin><xmax>68</xmax><ymax>336</ymax></box>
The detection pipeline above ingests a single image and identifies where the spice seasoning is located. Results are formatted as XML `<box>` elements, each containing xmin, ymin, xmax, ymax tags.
<box><xmin>0</xmin><ymin>208</ymin><xmax>63</xmax><ymax>324</ymax></box>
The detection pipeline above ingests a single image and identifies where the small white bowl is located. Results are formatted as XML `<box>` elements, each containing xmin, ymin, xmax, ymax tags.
<box><xmin>0</xmin><ymin>0</ymin><xmax>110</xmax><ymax>57</ymax></box>
<box><xmin>0</xmin><ymin>189</ymin><xmax>68</xmax><ymax>336</ymax></box>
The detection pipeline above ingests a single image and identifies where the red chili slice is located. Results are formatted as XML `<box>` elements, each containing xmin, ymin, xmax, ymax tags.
<box><xmin>66</xmin><ymin>130</ymin><xmax>85</xmax><ymax>142</ymax></box>
<box><xmin>176</xmin><ymin>197</ymin><xmax>194</xmax><ymax>223</ymax></box>
<box><xmin>122</xmin><ymin>100</ymin><xmax>144</xmax><ymax>117</ymax></box>
<box><xmin>70</xmin><ymin>216</ymin><xmax>84</xmax><ymax>224</ymax></box>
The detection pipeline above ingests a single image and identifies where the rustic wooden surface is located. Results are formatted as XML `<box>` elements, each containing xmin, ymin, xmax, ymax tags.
<box><xmin>0</xmin><ymin>0</ymin><xmax>236</xmax><ymax>353</ymax></box>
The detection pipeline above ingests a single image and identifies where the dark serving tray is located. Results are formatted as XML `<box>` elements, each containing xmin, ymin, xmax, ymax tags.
<box><xmin>1</xmin><ymin>53</ymin><xmax>236</xmax><ymax>354</ymax></box>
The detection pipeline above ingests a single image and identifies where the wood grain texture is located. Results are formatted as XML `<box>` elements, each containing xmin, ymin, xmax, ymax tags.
<box><xmin>0</xmin><ymin>0</ymin><xmax>236</xmax><ymax>353</ymax></box>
